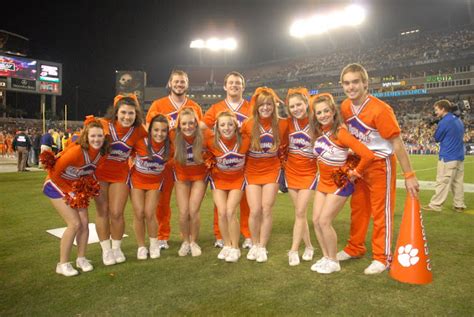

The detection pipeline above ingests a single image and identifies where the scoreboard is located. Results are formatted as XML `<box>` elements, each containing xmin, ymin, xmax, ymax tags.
<box><xmin>0</xmin><ymin>54</ymin><xmax>62</xmax><ymax>95</ymax></box>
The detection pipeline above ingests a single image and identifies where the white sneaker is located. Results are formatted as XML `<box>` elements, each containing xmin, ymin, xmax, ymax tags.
<box><xmin>256</xmin><ymin>247</ymin><xmax>268</xmax><ymax>263</ymax></box>
<box><xmin>56</xmin><ymin>262</ymin><xmax>79</xmax><ymax>277</ymax></box>
<box><xmin>225</xmin><ymin>248</ymin><xmax>241</xmax><ymax>263</ymax></box>
<box><xmin>218</xmin><ymin>246</ymin><xmax>231</xmax><ymax>260</ymax></box>
<box><xmin>214</xmin><ymin>239</ymin><xmax>224</xmax><ymax>248</ymax></box>
<box><xmin>149</xmin><ymin>245</ymin><xmax>161</xmax><ymax>259</ymax></box>
<box><xmin>178</xmin><ymin>242</ymin><xmax>190</xmax><ymax>256</ymax></box>
<box><xmin>113</xmin><ymin>248</ymin><xmax>126</xmax><ymax>263</ymax></box>
<box><xmin>242</xmin><ymin>238</ymin><xmax>253</xmax><ymax>249</ymax></box>
<box><xmin>158</xmin><ymin>240</ymin><xmax>169</xmax><ymax>250</ymax></box>
<box><xmin>246</xmin><ymin>245</ymin><xmax>259</xmax><ymax>261</ymax></box>
<box><xmin>302</xmin><ymin>247</ymin><xmax>314</xmax><ymax>261</ymax></box>
<box><xmin>288</xmin><ymin>250</ymin><xmax>300</xmax><ymax>266</ymax></box>
<box><xmin>336</xmin><ymin>250</ymin><xmax>355</xmax><ymax>261</ymax></box>
<box><xmin>190</xmin><ymin>242</ymin><xmax>202</xmax><ymax>257</ymax></box>
<box><xmin>316</xmin><ymin>259</ymin><xmax>341</xmax><ymax>274</ymax></box>
<box><xmin>76</xmin><ymin>257</ymin><xmax>93</xmax><ymax>272</ymax></box>
<box><xmin>310</xmin><ymin>257</ymin><xmax>329</xmax><ymax>272</ymax></box>
<box><xmin>364</xmin><ymin>260</ymin><xmax>387</xmax><ymax>275</ymax></box>
<box><xmin>102</xmin><ymin>249</ymin><xmax>116</xmax><ymax>266</ymax></box>
<box><xmin>137</xmin><ymin>247</ymin><xmax>148</xmax><ymax>260</ymax></box>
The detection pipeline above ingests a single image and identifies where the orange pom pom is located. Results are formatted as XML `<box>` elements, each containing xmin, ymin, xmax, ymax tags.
<box><xmin>39</xmin><ymin>151</ymin><xmax>57</xmax><ymax>170</ymax></box>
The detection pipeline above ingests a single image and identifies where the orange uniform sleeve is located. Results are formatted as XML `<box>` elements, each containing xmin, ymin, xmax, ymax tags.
<box><xmin>203</xmin><ymin>104</ymin><xmax>218</xmax><ymax>128</ymax></box>
<box><xmin>337</xmin><ymin>127</ymin><xmax>375</xmax><ymax>175</ymax></box>
<box><xmin>50</xmin><ymin>144</ymin><xmax>82</xmax><ymax>178</ymax></box>
<box><xmin>375</xmin><ymin>103</ymin><xmax>401</xmax><ymax>140</ymax></box>
<box><xmin>146</xmin><ymin>100</ymin><xmax>161</xmax><ymax>124</ymax></box>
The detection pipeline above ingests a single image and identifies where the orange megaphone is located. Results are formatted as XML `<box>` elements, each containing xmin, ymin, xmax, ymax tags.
<box><xmin>390</xmin><ymin>195</ymin><xmax>433</xmax><ymax>285</ymax></box>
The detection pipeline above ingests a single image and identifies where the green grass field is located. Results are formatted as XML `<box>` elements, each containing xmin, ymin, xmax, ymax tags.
<box><xmin>1</xmin><ymin>155</ymin><xmax>473</xmax><ymax>315</ymax></box>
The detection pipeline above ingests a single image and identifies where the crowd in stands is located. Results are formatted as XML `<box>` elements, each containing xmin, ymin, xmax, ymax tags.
<box><xmin>246</xmin><ymin>26</ymin><xmax>474</xmax><ymax>85</ymax></box>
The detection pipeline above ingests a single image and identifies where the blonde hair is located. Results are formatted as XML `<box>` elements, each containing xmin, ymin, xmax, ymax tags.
<box><xmin>250</xmin><ymin>91</ymin><xmax>280</xmax><ymax>152</ymax></box>
<box><xmin>340</xmin><ymin>63</ymin><xmax>369</xmax><ymax>89</ymax></box>
<box><xmin>286</xmin><ymin>90</ymin><xmax>316</xmax><ymax>140</ymax></box>
<box><xmin>174</xmin><ymin>108</ymin><xmax>203</xmax><ymax>164</ymax></box>
<box><xmin>213</xmin><ymin>111</ymin><xmax>242</xmax><ymax>152</ymax></box>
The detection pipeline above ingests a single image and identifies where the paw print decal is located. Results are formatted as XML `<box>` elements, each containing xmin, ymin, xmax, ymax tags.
<box><xmin>397</xmin><ymin>244</ymin><xmax>420</xmax><ymax>267</ymax></box>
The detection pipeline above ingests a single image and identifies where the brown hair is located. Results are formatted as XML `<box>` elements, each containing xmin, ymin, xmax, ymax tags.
<box><xmin>147</xmin><ymin>114</ymin><xmax>170</xmax><ymax>161</ymax></box>
<box><xmin>168</xmin><ymin>70</ymin><xmax>189</xmax><ymax>88</ymax></box>
<box><xmin>340</xmin><ymin>63</ymin><xmax>369</xmax><ymax>90</ymax></box>
<box><xmin>213</xmin><ymin>111</ymin><xmax>242</xmax><ymax>152</ymax></box>
<box><xmin>174</xmin><ymin>108</ymin><xmax>203</xmax><ymax>164</ymax></box>
<box><xmin>250</xmin><ymin>90</ymin><xmax>280</xmax><ymax>151</ymax></box>
<box><xmin>434</xmin><ymin>99</ymin><xmax>452</xmax><ymax>112</ymax></box>
<box><xmin>224</xmin><ymin>71</ymin><xmax>245</xmax><ymax>88</ymax></box>
<box><xmin>311</xmin><ymin>94</ymin><xmax>344</xmax><ymax>140</ymax></box>
<box><xmin>78</xmin><ymin>120</ymin><xmax>110</xmax><ymax>156</ymax></box>
<box><xmin>105</xmin><ymin>96</ymin><xmax>144</xmax><ymax>127</ymax></box>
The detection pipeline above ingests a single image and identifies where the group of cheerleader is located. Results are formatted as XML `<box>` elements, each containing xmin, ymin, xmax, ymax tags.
<box><xmin>43</xmin><ymin>65</ymin><xmax>419</xmax><ymax>277</ymax></box>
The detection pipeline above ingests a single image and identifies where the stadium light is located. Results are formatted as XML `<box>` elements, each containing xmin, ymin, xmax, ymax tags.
<box><xmin>290</xmin><ymin>4</ymin><xmax>366</xmax><ymax>38</ymax></box>
<box><xmin>190</xmin><ymin>37</ymin><xmax>237</xmax><ymax>51</ymax></box>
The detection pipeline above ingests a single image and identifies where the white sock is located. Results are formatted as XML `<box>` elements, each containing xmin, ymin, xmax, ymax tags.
<box><xmin>100</xmin><ymin>240</ymin><xmax>111</xmax><ymax>252</ymax></box>
<box><xmin>150</xmin><ymin>238</ymin><xmax>158</xmax><ymax>247</ymax></box>
<box><xmin>111</xmin><ymin>239</ymin><xmax>122</xmax><ymax>250</ymax></box>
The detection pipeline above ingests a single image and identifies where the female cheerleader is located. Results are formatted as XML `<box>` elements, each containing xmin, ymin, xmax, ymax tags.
<box><xmin>284</xmin><ymin>88</ymin><xmax>317</xmax><ymax>266</ymax></box>
<box><xmin>130</xmin><ymin>114</ymin><xmax>171</xmax><ymax>260</ymax></box>
<box><xmin>206</xmin><ymin>111</ymin><xmax>250</xmax><ymax>262</ymax></box>
<box><xmin>42</xmin><ymin>117</ymin><xmax>109</xmax><ymax>276</ymax></box>
<box><xmin>172</xmin><ymin>108</ymin><xmax>208</xmax><ymax>257</ymax></box>
<box><xmin>311</xmin><ymin>94</ymin><xmax>375</xmax><ymax>274</ymax></box>
<box><xmin>94</xmin><ymin>95</ymin><xmax>146</xmax><ymax>266</ymax></box>
<box><xmin>241</xmin><ymin>87</ymin><xmax>288</xmax><ymax>263</ymax></box>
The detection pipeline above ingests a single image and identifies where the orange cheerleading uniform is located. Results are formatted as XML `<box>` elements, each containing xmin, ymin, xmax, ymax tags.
<box><xmin>129</xmin><ymin>137</ymin><xmax>170</xmax><ymax>190</ymax></box>
<box><xmin>242</xmin><ymin>117</ymin><xmax>288</xmax><ymax>185</ymax></box>
<box><xmin>170</xmin><ymin>131</ymin><xmax>208</xmax><ymax>182</ymax></box>
<box><xmin>340</xmin><ymin>95</ymin><xmax>401</xmax><ymax>265</ymax></box>
<box><xmin>203</xmin><ymin>99</ymin><xmax>252</xmax><ymax>240</ymax></box>
<box><xmin>285</xmin><ymin>117</ymin><xmax>318</xmax><ymax>190</ymax></box>
<box><xmin>146</xmin><ymin>96</ymin><xmax>203</xmax><ymax>128</ymax></box>
<box><xmin>205</xmin><ymin>130</ymin><xmax>250</xmax><ymax>190</ymax></box>
<box><xmin>313</xmin><ymin>125</ymin><xmax>375</xmax><ymax>195</ymax></box>
<box><xmin>43</xmin><ymin>143</ymin><xmax>106</xmax><ymax>198</ymax></box>
<box><xmin>203</xmin><ymin>99</ymin><xmax>251</xmax><ymax>129</ymax></box>
<box><xmin>146</xmin><ymin>96</ymin><xmax>203</xmax><ymax>240</ymax></box>
<box><xmin>95</xmin><ymin>119</ymin><xmax>146</xmax><ymax>184</ymax></box>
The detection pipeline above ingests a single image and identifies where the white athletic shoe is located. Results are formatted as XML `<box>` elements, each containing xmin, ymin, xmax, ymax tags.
<box><xmin>56</xmin><ymin>262</ymin><xmax>79</xmax><ymax>277</ymax></box>
<box><xmin>102</xmin><ymin>249</ymin><xmax>116</xmax><ymax>266</ymax></box>
<box><xmin>218</xmin><ymin>246</ymin><xmax>231</xmax><ymax>260</ymax></box>
<box><xmin>246</xmin><ymin>245</ymin><xmax>259</xmax><ymax>261</ymax></box>
<box><xmin>302</xmin><ymin>247</ymin><xmax>314</xmax><ymax>261</ymax></box>
<box><xmin>256</xmin><ymin>247</ymin><xmax>268</xmax><ymax>263</ymax></box>
<box><xmin>158</xmin><ymin>240</ymin><xmax>169</xmax><ymax>250</ymax></box>
<box><xmin>113</xmin><ymin>248</ymin><xmax>126</xmax><ymax>263</ymax></box>
<box><xmin>310</xmin><ymin>257</ymin><xmax>329</xmax><ymax>272</ymax></box>
<box><xmin>242</xmin><ymin>238</ymin><xmax>253</xmax><ymax>249</ymax></box>
<box><xmin>190</xmin><ymin>242</ymin><xmax>202</xmax><ymax>257</ymax></box>
<box><xmin>137</xmin><ymin>247</ymin><xmax>148</xmax><ymax>260</ymax></box>
<box><xmin>149</xmin><ymin>245</ymin><xmax>161</xmax><ymax>259</ymax></box>
<box><xmin>336</xmin><ymin>250</ymin><xmax>354</xmax><ymax>261</ymax></box>
<box><xmin>364</xmin><ymin>260</ymin><xmax>387</xmax><ymax>275</ymax></box>
<box><xmin>76</xmin><ymin>257</ymin><xmax>93</xmax><ymax>272</ymax></box>
<box><xmin>178</xmin><ymin>242</ymin><xmax>191</xmax><ymax>257</ymax></box>
<box><xmin>225</xmin><ymin>248</ymin><xmax>241</xmax><ymax>263</ymax></box>
<box><xmin>315</xmin><ymin>259</ymin><xmax>341</xmax><ymax>274</ymax></box>
<box><xmin>214</xmin><ymin>239</ymin><xmax>224</xmax><ymax>248</ymax></box>
<box><xmin>288</xmin><ymin>250</ymin><xmax>300</xmax><ymax>266</ymax></box>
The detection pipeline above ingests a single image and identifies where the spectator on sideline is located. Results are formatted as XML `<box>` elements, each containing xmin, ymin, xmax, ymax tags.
<box><xmin>12</xmin><ymin>128</ymin><xmax>31</xmax><ymax>172</ymax></box>
<box><xmin>423</xmin><ymin>100</ymin><xmax>467</xmax><ymax>212</ymax></box>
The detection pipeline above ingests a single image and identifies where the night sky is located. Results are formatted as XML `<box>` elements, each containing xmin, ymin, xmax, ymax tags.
<box><xmin>3</xmin><ymin>0</ymin><xmax>473</xmax><ymax>119</ymax></box>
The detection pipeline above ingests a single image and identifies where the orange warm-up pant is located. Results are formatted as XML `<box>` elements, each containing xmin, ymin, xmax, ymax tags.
<box><xmin>213</xmin><ymin>192</ymin><xmax>251</xmax><ymax>240</ymax></box>
<box><xmin>156</xmin><ymin>164</ymin><xmax>173</xmax><ymax>240</ymax></box>
<box><xmin>343</xmin><ymin>155</ymin><xmax>396</xmax><ymax>266</ymax></box>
